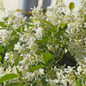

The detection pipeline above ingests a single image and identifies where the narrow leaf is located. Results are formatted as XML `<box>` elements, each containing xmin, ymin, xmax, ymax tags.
<box><xmin>0</xmin><ymin>55</ymin><xmax>2</xmax><ymax>61</ymax></box>
<box><xmin>30</xmin><ymin>64</ymin><xmax>45</xmax><ymax>72</ymax></box>
<box><xmin>5</xmin><ymin>83</ymin><xmax>23</xmax><ymax>86</ymax></box>
<box><xmin>37</xmin><ymin>19</ymin><xmax>56</xmax><ymax>32</ymax></box>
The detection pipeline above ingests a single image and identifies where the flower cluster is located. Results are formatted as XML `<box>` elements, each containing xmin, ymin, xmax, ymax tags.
<box><xmin>0</xmin><ymin>0</ymin><xmax>86</xmax><ymax>86</ymax></box>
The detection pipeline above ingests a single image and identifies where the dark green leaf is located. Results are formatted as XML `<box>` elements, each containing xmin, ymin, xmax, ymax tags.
<box><xmin>55</xmin><ymin>25</ymin><xmax>67</xmax><ymax>43</ymax></box>
<box><xmin>84</xmin><ymin>14</ymin><xmax>86</xmax><ymax>22</ymax></box>
<box><xmin>41</xmin><ymin>79</ymin><xmax>49</xmax><ymax>86</ymax></box>
<box><xmin>0</xmin><ymin>45</ymin><xmax>5</xmax><ymax>54</ymax></box>
<box><xmin>0</xmin><ymin>55</ymin><xmax>2</xmax><ymax>61</ymax></box>
<box><xmin>0</xmin><ymin>73</ymin><xmax>18</xmax><ymax>83</ymax></box>
<box><xmin>5</xmin><ymin>83</ymin><xmax>23</xmax><ymax>86</ymax></box>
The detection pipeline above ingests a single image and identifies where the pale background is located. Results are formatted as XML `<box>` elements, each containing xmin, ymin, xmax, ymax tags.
<box><xmin>3</xmin><ymin>0</ymin><xmax>18</xmax><ymax>10</ymax></box>
<box><xmin>2</xmin><ymin>0</ymin><xmax>80</xmax><ymax>10</ymax></box>
<box><xmin>0</xmin><ymin>0</ymin><xmax>80</xmax><ymax>19</ymax></box>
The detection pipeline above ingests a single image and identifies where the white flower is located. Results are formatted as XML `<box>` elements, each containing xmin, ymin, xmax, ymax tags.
<box><xmin>24</xmin><ymin>25</ymin><xmax>28</xmax><ymax>31</ymax></box>
<box><xmin>4</xmin><ymin>52</ymin><xmax>11</xmax><ymax>61</ymax></box>
<box><xmin>62</xmin><ymin>79</ymin><xmax>68</xmax><ymax>86</ymax></box>
<box><xmin>65</xmin><ymin>48</ymin><xmax>68</xmax><ymax>53</ymax></box>
<box><xmin>14</xmin><ymin>42</ymin><xmax>23</xmax><ymax>53</ymax></box>
<box><xmin>0</xmin><ymin>30</ymin><xmax>12</xmax><ymax>45</ymax></box>
<box><xmin>8</xmin><ymin>17</ymin><xmax>12</xmax><ymax>25</ymax></box>
<box><xmin>39</xmin><ymin>68</ymin><xmax>44</xmax><ymax>75</ymax></box>
<box><xmin>77</xmin><ymin>66</ymin><xmax>83</xmax><ymax>73</ymax></box>
<box><xmin>67</xmin><ymin>66</ymin><xmax>73</xmax><ymax>73</ymax></box>
<box><xmin>14</xmin><ymin>42</ymin><xmax>20</xmax><ymax>50</ymax></box>
<box><xmin>47</xmin><ymin>44</ymin><xmax>54</xmax><ymax>51</ymax></box>
<box><xmin>53</xmin><ymin>79</ymin><xmax>58</xmax><ymax>83</ymax></box>
<box><xmin>35</xmin><ymin>27</ymin><xmax>43</xmax><ymax>40</ymax></box>
<box><xmin>0</xmin><ymin>66</ymin><xmax>4</xmax><ymax>78</ymax></box>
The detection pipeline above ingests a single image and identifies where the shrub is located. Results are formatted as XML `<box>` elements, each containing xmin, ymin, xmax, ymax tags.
<box><xmin>0</xmin><ymin>0</ymin><xmax>86</xmax><ymax>86</ymax></box>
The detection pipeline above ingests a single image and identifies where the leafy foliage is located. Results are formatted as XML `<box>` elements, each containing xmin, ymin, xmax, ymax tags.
<box><xmin>0</xmin><ymin>0</ymin><xmax>86</xmax><ymax>86</ymax></box>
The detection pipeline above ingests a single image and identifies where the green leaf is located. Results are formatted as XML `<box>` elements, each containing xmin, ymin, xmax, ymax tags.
<box><xmin>0</xmin><ymin>45</ymin><xmax>5</xmax><ymax>54</ymax></box>
<box><xmin>0</xmin><ymin>48</ymin><xmax>5</xmax><ymax>54</ymax></box>
<box><xmin>16</xmin><ymin>27</ymin><xmax>21</xmax><ymax>32</ymax></box>
<box><xmin>35</xmin><ymin>50</ymin><xmax>44</xmax><ymax>55</ymax></box>
<box><xmin>29</xmin><ymin>64</ymin><xmax>45</xmax><ymax>72</ymax></box>
<box><xmin>69</xmin><ymin>2</ymin><xmax>75</xmax><ymax>11</ymax></box>
<box><xmin>5</xmin><ymin>83</ymin><xmax>23</xmax><ymax>86</ymax></box>
<box><xmin>4</xmin><ymin>17</ymin><xmax>9</xmax><ymax>22</ymax></box>
<box><xmin>76</xmin><ymin>76</ymin><xmax>86</xmax><ymax>86</ymax></box>
<box><xmin>37</xmin><ymin>37</ymin><xmax>49</xmax><ymax>44</ymax></box>
<box><xmin>26</xmin><ymin>48</ymin><xmax>30</xmax><ymax>53</ymax></box>
<box><xmin>0</xmin><ymin>55</ymin><xmax>2</xmax><ymax>61</ymax></box>
<box><xmin>16</xmin><ymin>68</ymin><xmax>22</xmax><ymax>77</ymax></box>
<box><xmin>14</xmin><ymin>57</ymin><xmax>23</xmax><ymax>66</ymax></box>
<box><xmin>41</xmin><ymin>79</ymin><xmax>49</xmax><ymax>86</ymax></box>
<box><xmin>0</xmin><ymin>73</ymin><xmax>18</xmax><ymax>83</ymax></box>
<box><xmin>76</xmin><ymin>78</ymin><xmax>81</xmax><ymax>86</ymax></box>
<box><xmin>38</xmin><ymin>19</ymin><xmax>56</xmax><ymax>32</ymax></box>
<box><xmin>43</xmin><ymin>52</ymin><xmax>53</xmax><ymax>65</ymax></box>
<box><xmin>55</xmin><ymin>25</ymin><xmax>67</xmax><ymax>43</ymax></box>
<box><xmin>11</xmin><ymin>31</ymin><xmax>17</xmax><ymax>36</ymax></box>
<box><xmin>0</xmin><ymin>22</ymin><xmax>7</xmax><ymax>27</ymax></box>
<box><xmin>84</xmin><ymin>14</ymin><xmax>86</xmax><ymax>22</ymax></box>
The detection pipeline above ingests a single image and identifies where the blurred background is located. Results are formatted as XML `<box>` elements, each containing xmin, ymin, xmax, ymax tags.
<box><xmin>2</xmin><ymin>0</ymin><xmax>80</xmax><ymax>10</ymax></box>
<box><xmin>0</xmin><ymin>0</ymin><xmax>80</xmax><ymax>18</ymax></box>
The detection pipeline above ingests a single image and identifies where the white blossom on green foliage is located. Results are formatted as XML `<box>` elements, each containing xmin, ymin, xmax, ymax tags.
<box><xmin>0</xmin><ymin>0</ymin><xmax>86</xmax><ymax>86</ymax></box>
